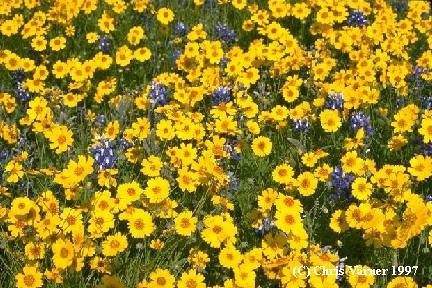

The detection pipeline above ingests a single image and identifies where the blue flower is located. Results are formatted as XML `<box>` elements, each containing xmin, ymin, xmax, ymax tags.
<box><xmin>420</xmin><ymin>95</ymin><xmax>432</xmax><ymax>110</ymax></box>
<box><xmin>254</xmin><ymin>218</ymin><xmax>276</xmax><ymax>236</ymax></box>
<box><xmin>95</xmin><ymin>114</ymin><xmax>107</xmax><ymax>126</ymax></box>
<box><xmin>12</xmin><ymin>69</ymin><xmax>26</xmax><ymax>83</ymax></box>
<box><xmin>411</xmin><ymin>66</ymin><xmax>428</xmax><ymax>89</ymax></box>
<box><xmin>226</xmin><ymin>171</ymin><xmax>239</xmax><ymax>191</ymax></box>
<box><xmin>349</xmin><ymin>111</ymin><xmax>373</xmax><ymax>135</ymax></box>
<box><xmin>118</xmin><ymin>139</ymin><xmax>132</xmax><ymax>151</ymax></box>
<box><xmin>324</xmin><ymin>93</ymin><xmax>344</xmax><ymax>111</ymax></box>
<box><xmin>99</xmin><ymin>36</ymin><xmax>111</xmax><ymax>54</ymax></box>
<box><xmin>330</xmin><ymin>165</ymin><xmax>355</xmax><ymax>200</ymax></box>
<box><xmin>15</xmin><ymin>83</ymin><xmax>31</xmax><ymax>103</ymax></box>
<box><xmin>293</xmin><ymin>119</ymin><xmax>310</xmax><ymax>132</ymax></box>
<box><xmin>174</xmin><ymin>22</ymin><xmax>188</xmax><ymax>37</ymax></box>
<box><xmin>346</xmin><ymin>10</ymin><xmax>369</xmax><ymax>27</ymax></box>
<box><xmin>224</xmin><ymin>143</ymin><xmax>241</xmax><ymax>161</ymax></box>
<box><xmin>90</xmin><ymin>139</ymin><xmax>118</xmax><ymax>170</ymax></box>
<box><xmin>211</xmin><ymin>86</ymin><xmax>231</xmax><ymax>105</ymax></box>
<box><xmin>0</xmin><ymin>149</ymin><xmax>9</xmax><ymax>162</ymax></box>
<box><xmin>215</xmin><ymin>23</ymin><xmax>237</xmax><ymax>46</ymax></box>
<box><xmin>172</xmin><ymin>49</ymin><xmax>183</xmax><ymax>62</ymax></box>
<box><xmin>148</xmin><ymin>82</ymin><xmax>168</xmax><ymax>108</ymax></box>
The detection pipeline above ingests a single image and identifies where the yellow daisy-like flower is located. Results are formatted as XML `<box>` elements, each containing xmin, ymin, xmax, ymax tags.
<box><xmin>51</xmin><ymin>238</ymin><xmax>75</xmax><ymax>269</ymax></box>
<box><xmin>296</xmin><ymin>172</ymin><xmax>318</xmax><ymax>196</ymax></box>
<box><xmin>319</xmin><ymin>109</ymin><xmax>342</xmax><ymax>132</ymax></box>
<box><xmin>351</xmin><ymin>177</ymin><xmax>373</xmax><ymax>200</ymax></box>
<box><xmin>174</xmin><ymin>210</ymin><xmax>198</xmax><ymax>236</ymax></box>
<box><xmin>102</xmin><ymin>232</ymin><xmax>128</xmax><ymax>257</ymax></box>
<box><xmin>15</xmin><ymin>265</ymin><xmax>43</xmax><ymax>288</ymax></box>
<box><xmin>148</xmin><ymin>268</ymin><xmax>175</xmax><ymax>288</ymax></box>
<box><xmin>144</xmin><ymin>177</ymin><xmax>170</xmax><ymax>204</ymax></box>
<box><xmin>252</xmin><ymin>136</ymin><xmax>272</xmax><ymax>157</ymax></box>
<box><xmin>127</xmin><ymin>209</ymin><xmax>155</xmax><ymax>238</ymax></box>
<box><xmin>156</xmin><ymin>8</ymin><xmax>175</xmax><ymax>25</ymax></box>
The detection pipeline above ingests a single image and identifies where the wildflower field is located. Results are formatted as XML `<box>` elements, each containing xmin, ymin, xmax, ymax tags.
<box><xmin>1</xmin><ymin>0</ymin><xmax>432</xmax><ymax>287</ymax></box>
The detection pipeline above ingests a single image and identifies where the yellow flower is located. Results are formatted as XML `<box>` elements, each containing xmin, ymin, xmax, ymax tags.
<box><xmin>408</xmin><ymin>155</ymin><xmax>432</xmax><ymax>181</ymax></box>
<box><xmin>15</xmin><ymin>265</ymin><xmax>43</xmax><ymax>288</ymax></box>
<box><xmin>351</xmin><ymin>177</ymin><xmax>373</xmax><ymax>200</ymax></box>
<box><xmin>177</xmin><ymin>269</ymin><xmax>206</xmax><ymax>288</ymax></box>
<box><xmin>127</xmin><ymin>209</ymin><xmax>155</xmax><ymax>238</ymax></box>
<box><xmin>144</xmin><ymin>177</ymin><xmax>170</xmax><ymax>204</ymax></box>
<box><xmin>201</xmin><ymin>214</ymin><xmax>237</xmax><ymax>248</ymax></box>
<box><xmin>252</xmin><ymin>136</ymin><xmax>272</xmax><ymax>157</ymax></box>
<box><xmin>386</xmin><ymin>276</ymin><xmax>417</xmax><ymax>288</ymax></box>
<box><xmin>219</xmin><ymin>244</ymin><xmax>242</xmax><ymax>269</ymax></box>
<box><xmin>174</xmin><ymin>210</ymin><xmax>197</xmax><ymax>236</ymax></box>
<box><xmin>86</xmin><ymin>32</ymin><xmax>98</xmax><ymax>44</ymax></box>
<box><xmin>272</xmin><ymin>163</ymin><xmax>294</xmax><ymax>185</ymax></box>
<box><xmin>156</xmin><ymin>8</ymin><xmax>175</xmax><ymax>25</ymax></box>
<box><xmin>148</xmin><ymin>268</ymin><xmax>175</xmax><ymax>288</ymax></box>
<box><xmin>141</xmin><ymin>155</ymin><xmax>163</xmax><ymax>177</ymax></box>
<box><xmin>418</xmin><ymin>117</ymin><xmax>432</xmax><ymax>143</ymax></box>
<box><xmin>31</xmin><ymin>36</ymin><xmax>47</xmax><ymax>52</ymax></box>
<box><xmin>296</xmin><ymin>172</ymin><xmax>318</xmax><ymax>196</ymax></box>
<box><xmin>96</xmin><ymin>275</ymin><xmax>126</xmax><ymax>288</ymax></box>
<box><xmin>24</xmin><ymin>242</ymin><xmax>46</xmax><ymax>260</ymax></box>
<box><xmin>49</xmin><ymin>36</ymin><xmax>66</xmax><ymax>51</ymax></box>
<box><xmin>134</xmin><ymin>47</ymin><xmax>152</xmax><ymax>62</ymax></box>
<box><xmin>232</xmin><ymin>0</ymin><xmax>247</xmax><ymax>10</ymax></box>
<box><xmin>52</xmin><ymin>238</ymin><xmax>75</xmax><ymax>269</ymax></box>
<box><xmin>98</xmin><ymin>12</ymin><xmax>115</xmax><ymax>33</ymax></box>
<box><xmin>45</xmin><ymin>125</ymin><xmax>74</xmax><ymax>154</ymax></box>
<box><xmin>5</xmin><ymin>160</ymin><xmax>24</xmax><ymax>183</ymax></box>
<box><xmin>115</xmin><ymin>45</ymin><xmax>134</xmax><ymax>67</ymax></box>
<box><xmin>102</xmin><ymin>232</ymin><xmax>128</xmax><ymax>257</ymax></box>
<box><xmin>116</xmin><ymin>181</ymin><xmax>144</xmax><ymax>210</ymax></box>
<box><xmin>319</xmin><ymin>109</ymin><xmax>342</xmax><ymax>132</ymax></box>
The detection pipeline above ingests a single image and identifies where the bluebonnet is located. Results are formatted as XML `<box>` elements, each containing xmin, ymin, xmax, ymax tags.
<box><xmin>420</xmin><ymin>95</ymin><xmax>432</xmax><ymax>110</ymax></box>
<box><xmin>226</xmin><ymin>171</ymin><xmax>239</xmax><ymax>191</ymax></box>
<box><xmin>15</xmin><ymin>82</ymin><xmax>31</xmax><ymax>103</ymax></box>
<box><xmin>411</xmin><ymin>66</ymin><xmax>428</xmax><ymax>89</ymax></box>
<box><xmin>118</xmin><ymin>139</ymin><xmax>133</xmax><ymax>151</ymax></box>
<box><xmin>211</xmin><ymin>86</ymin><xmax>231</xmax><ymax>105</ymax></box>
<box><xmin>0</xmin><ymin>149</ymin><xmax>9</xmax><ymax>162</ymax></box>
<box><xmin>224</xmin><ymin>143</ymin><xmax>241</xmax><ymax>161</ymax></box>
<box><xmin>12</xmin><ymin>69</ymin><xmax>26</xmax><ymax>83</ymax></box>
<box><xmin>148</xmin><ymin>82</ymin><xmax>168</xmax><ymax>108</ymax></box>
<box><xmin>346</xmin><ymin>10</ymin><xmax>369</xmax><ymax>27</ymax></box>
<box><xmin>324</xmin><ymin>93</ymin><xmax>344</xmax><ymax>111</ymax></box>
<box><xmin>420</xmin><ymin>142</ymin><xmax>432</xmax><ymax>156</ymax></box>
<box><xmin>95</xmin><ymin>114</ymin><xmax>107</xmax><ymax>126</ymax></box>
<box><xmin>220</xmin><ymin>57</ymin><xmax>229</xmax><ymax>69</ymax></box>
<box><xmin>171</xmin><ymin>49</ymin><xmax>182</xmax><ymax>62</ymax></box>
<box><xmin>89</xmin><ymin>139</ymin><xmax>118</xmax><ymax>170</ymax></box>
<box><xmin>424</xmin><ymin>195</ymin><xmax>432</xmax><ymax>202</ymax></box>
<box><xmin>330</xmin><ymin>165</ymin><xmax>355</xmax><ymax>200</ymax></box>
<box><xmin>254</xmin><ymin>218</ymin><xmax>276</xmax><ymax>236</ymax></box>
<box><xmin>99</xmin><ymin>36</ymin><xmax>111</xmax><ymax>54</ymax></box>
<box><xmin>293</xmin><ymin>119</ymin><xmax>310</xmax><ymax>132</ymax></box>
<box><xmin>174</xmin><ymin>22</ymin><xmax>188</xmax><ymax>37</ymax></box>
<box><xmin>215</xmin><ymin>23</ymin><xmax>237</xmax><ymax>46</ymax></box>
<box><xmin>350</xmin><ymin>111</ymin><xmax>373</xmax><ymax>135</ymax></box>
<box><xmin>11</xmin><ymin>69</ymin><xmax>31</xmax><ymax>103</ymax></box>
